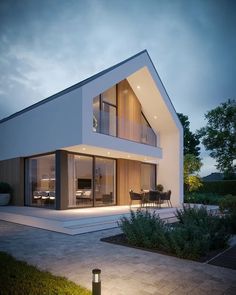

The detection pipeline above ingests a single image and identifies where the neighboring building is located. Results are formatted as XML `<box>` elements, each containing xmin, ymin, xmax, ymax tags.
<box><xmin>0</xmin><ymin>50</ymin><xmax>183</xmax><ymax>210</ymax></box>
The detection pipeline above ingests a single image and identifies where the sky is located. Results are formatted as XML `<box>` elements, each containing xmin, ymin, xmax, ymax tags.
<box><xmin>0</xmin><ymin>0</ymin><xmax>235</xmax><ymax>176</ymax></box>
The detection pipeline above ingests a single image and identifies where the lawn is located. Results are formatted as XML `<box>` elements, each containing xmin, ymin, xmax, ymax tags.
<box><xmin>0</xmin><ymin>251</ymin><xmax>91</xmax><ymax>295</ymax></box>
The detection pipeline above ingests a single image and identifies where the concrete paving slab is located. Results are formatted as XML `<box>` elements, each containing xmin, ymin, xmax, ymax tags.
<box><xmin>0</xmin><ymin>220</ymin><xmax>235</xmax><ymax>295</ymax></box>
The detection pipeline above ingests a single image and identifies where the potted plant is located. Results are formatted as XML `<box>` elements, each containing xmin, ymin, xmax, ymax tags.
<box><xmin>0</xmin><ymin>182</ymin><xmax>13</xmax><ymax>205</ymax></box>
<box><xmin>156</xmin><ymin>184</ymin><xmax>164</xmax><ymax>192</ymax></box>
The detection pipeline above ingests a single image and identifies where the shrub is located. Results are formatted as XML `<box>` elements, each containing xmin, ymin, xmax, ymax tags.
<box><xmin>219</xmin><ymin>194</ymin><xmax>236</xmax><ymax>213</ymax></box>
<box><xmin>175</xmin><ymin>206</ymin><xmax>229</xmax><ymax>251</ymax></box>
<box><xmin>184</xmin><ymin>192</ymin><xmax>222</xmax><ymax>205</ymax></box>
<box><xmin>219</xmin><ymin>195</ymin><xmax>236</xmax><ymax>234</ymax></box>
<box><xmin>0</xmin><ymin>182</ymin><xmax>13</xmax><ymax>194</ymax></box>
<box><xmin>198</xmin><ymin>180</ymin><xmax>236</xmax><ymax>195</ymax></box>
<box><xmin>119</xmin><ymin>206</ymin><xmax>230</xmax><ymax>260</ymax></box>
<box><xmin>118</xmin><ymin>210</ymin><xmax>169</xmax><ymax>250</ymax></box>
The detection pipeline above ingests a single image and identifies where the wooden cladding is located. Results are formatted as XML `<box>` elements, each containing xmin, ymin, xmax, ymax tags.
<box><xmin>117</xmin><ymin>159</ymin><xmax>141</xmax><ymax>205</ymax></box>
<box><xmin>117</xmin><ymin>79</ymin><xmax>141</xmax><ymax>142</ymax></box>
<box><xmin>0</xmin><ymin>157</ymin><xmax>24</xmax><ymax>205</ymax></box>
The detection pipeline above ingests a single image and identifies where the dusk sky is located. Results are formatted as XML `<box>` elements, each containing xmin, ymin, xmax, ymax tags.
<box><xmin>0</xmin><ymin>0</ymin><xmax>235</xmax><ymax>176</ymax></box>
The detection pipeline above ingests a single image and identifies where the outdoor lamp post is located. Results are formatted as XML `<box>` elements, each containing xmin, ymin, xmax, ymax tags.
<box><xmin>92</xmin><ymin>268</ymin><xmax>101</xmax><ymax>295</ymax></box>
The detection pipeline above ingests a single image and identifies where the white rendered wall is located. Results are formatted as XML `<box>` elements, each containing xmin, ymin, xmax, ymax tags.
<box><xmin>0</xmin><ymin>88</ymin><xmax>82</xmax><ymax>160</ymax></box>
<box><xmin>157</xmin><ymin>130</ymin><xmax>183</xmax><ymax>207</ymax></box>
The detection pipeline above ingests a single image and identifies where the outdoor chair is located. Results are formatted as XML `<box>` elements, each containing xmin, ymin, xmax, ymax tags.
<box><xmin>145</xmin><ymin>190</ymin><xmax>163</xmax><ymax>208</ymax></box>
<box><xmin>161</xmin><ymin>190</ymin><xmax>172</xmax><ymax>207</ymax></box>
<box><xmin>129</xmin><ymin>190</ymin><xmax>143</xmax><ymax>208</ymax></box>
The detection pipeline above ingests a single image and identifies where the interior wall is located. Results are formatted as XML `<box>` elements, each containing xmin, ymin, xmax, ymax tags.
<box><xmin>0</xmin><ymin>157</ymin><xmax>24</xmax><ymax>205</ymax></box>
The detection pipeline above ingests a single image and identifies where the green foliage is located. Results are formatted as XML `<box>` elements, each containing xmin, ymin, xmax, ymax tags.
<box><xmin>174</xmin><ymin>206</ymin><xmax>229</xmax><ymax>254</ymax></box>
<box><xmin>119</xmin><ymin>207</ymin><xmax>230</xmax><ymax>260</ymax></box>
<box><xmin>187</xmin><ymin>175</ymin><xmax>203</xmax><ymax>192</ymax></box>
<box><xmin>118</xmin><ymin>210</ymin><xmax>169</xmax><ymax>250</ymax></box>
<box><xmin>184</xmin><ymin>192</ymin><xmax>223</xmax><ymax>205</ymax></box>
<box><xmin>0</xmin><ymin>252</ymin><xmax>91</xmax><ymax>295</ymax></box>
<box><xmin>184</xmin><ymin>154</ymin><xmax>203</xmax><ymax>192</ymax></box>
<box><xmin>156</xmin><ymin>184</ymin><xmax>164</xmax><ymax>192</ymax></box>
<box><xmin>219</xmin><ymin>195</ymin><xmax>236</xmax><ymax>234</ymax></box>
<box><xmin>0</xmin><ymin>182</ymin><xmax>13</xmax><ymax>194</ymax></box>
<box><xmin>177</xmin><ymin>113</ymin><xmax>200</xmax><ymax>157</ymax></box>
<box><xmin>198</xmin><ymin>180</ymin><xmax>236</xmax><ymax>195</ymax></box>
<box><xmin>198</xmin><ymin>99</ymin><xmax>236</xmax><ymax>177</ymax></box>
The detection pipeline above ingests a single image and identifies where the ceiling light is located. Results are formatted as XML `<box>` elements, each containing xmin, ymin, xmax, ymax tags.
<box><xmin>154</xmin><ymin>115</ymin><xmax>157</xmax><ymax>120</ymax></box>
<box><xmin>137</xmin><ymin>85</ymin><xmax>140</xmax><ymax>89</ymax></box>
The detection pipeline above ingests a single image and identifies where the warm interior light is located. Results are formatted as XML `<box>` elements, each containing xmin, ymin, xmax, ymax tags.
<box><xmin>154</xmin><ymin>115</ymin><xmax>157</xmax><ymax>119</ymax></box>
<box><xmin>137</xmin><ymin>85</ymin><xmax>140</xmax><ymax>89</ymax></box>
<box><xmin>82</xmin><ymin>147</ymin><xmax>86</xmax><ymax>151</ymax></box>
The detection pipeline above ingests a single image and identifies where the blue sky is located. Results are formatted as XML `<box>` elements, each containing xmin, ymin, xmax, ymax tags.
<box><xmin>0</xmin><ymin>0</ymin><xmax>235</xmax><ymax>176</ymax></box>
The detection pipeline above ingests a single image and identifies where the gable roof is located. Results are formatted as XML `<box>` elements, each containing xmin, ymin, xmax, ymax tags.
<box><xmin>0</xmin><ymin>50</ymin><xmax>148</xmax><ymax>124</ymax></box>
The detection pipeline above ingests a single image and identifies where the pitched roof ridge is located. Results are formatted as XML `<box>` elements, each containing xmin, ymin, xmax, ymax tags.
<box><xmin>0</xmin><ymin>50</ymin><xmax>148</xmax><ymax>124</ymax></box>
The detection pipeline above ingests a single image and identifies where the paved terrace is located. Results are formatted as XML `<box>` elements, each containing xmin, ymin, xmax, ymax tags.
<box><xmin>0</xmin><ymin>221</ymin><xmax>235</xmax><ymax>295</ymax></box>
<box><xmin>0</xmin><ymin>205</ymin><xmax>182</xmax><ymax>234</ymax></box>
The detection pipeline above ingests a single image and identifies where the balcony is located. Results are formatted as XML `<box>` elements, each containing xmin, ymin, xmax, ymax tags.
<box><xmin>93</xmin><ymin>110</ymin><xmax>157</xmax><ymax>147</ymax></box>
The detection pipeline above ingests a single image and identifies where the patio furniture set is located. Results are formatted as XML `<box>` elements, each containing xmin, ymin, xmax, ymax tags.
<box><xmin>129</xmin><ymin>189</ymin><xmax>172</xmax><ymax>208</ymax></box>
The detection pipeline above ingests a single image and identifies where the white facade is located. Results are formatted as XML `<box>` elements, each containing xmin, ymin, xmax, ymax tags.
<box><xmin>0</xmin><ymin>50</ymin><xmax>183</xmax><ymax>206</ymax></box>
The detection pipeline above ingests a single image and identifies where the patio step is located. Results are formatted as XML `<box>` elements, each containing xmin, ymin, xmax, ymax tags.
<box><xmin>0</xmin><ymin>206</ymin><xmax>181</xmax><ymax>235</ymax></box>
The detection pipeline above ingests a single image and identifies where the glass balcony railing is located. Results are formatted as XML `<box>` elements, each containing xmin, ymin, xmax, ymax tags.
<box><xmin>93</xmin><ymin>110</ymin><xmax>157</xmax><ymax>147</ymax></box>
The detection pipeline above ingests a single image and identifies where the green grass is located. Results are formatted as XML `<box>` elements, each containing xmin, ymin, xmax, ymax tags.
<box><xmin>0</xmin><ymin>251</ymin><xmax>91</xmax><ymax>295</ymax></box>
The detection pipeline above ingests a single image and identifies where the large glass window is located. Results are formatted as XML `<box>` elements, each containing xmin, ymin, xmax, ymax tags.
<box><xmin>141</xmin><ymin>163</ymin><xmax>156</xmax><ymax>191</ymax></box>
<box><xmin>93</xmin><ymin>85</ymin><xmax>117</xmax><ymax>137</ymax></box>
<box><xmin>25</xmin><ymin>154</ymin><xmax>56</xmax><ymax>208</ymax></box>
<box><xmin>67</xmin><ymin>154</ymin><xmax>116</xmax><ymax>208</ymax></box>
<box><xmin>94</xmin><ymin>157</ymin><xmax>116</xmax><ymax>206</ymax></box>
<box><xmin>93</xmin><ymin>82</ymin><xmax>157</xmax><ymax>147</ymax></box>
<box><xmin>68</xmin><ymin>154</ymin><xmax>93</xmax><ymax>208</ymax></box>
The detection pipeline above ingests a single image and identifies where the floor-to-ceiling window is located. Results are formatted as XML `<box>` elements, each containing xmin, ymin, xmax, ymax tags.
<box><xmin>94</xmin><ymin>157</ymin><xmax>116</xmax><ymax>206</ymax></box>
<box><xmin>68</xmin><ymin>154</ymin><xmax>93</xmax><ymax>208</ymax></box>
<box><xmin>141</xmin><ymin>163</ymin><xmax>156</xmax><ymax>191</ymax></box>
<box><xmin>93</xmin><ymin>81</ymin><xmax>157</xmax><ymax>147</ymax></box>
<box><xmin>67</xmin><ymin>153</ymin><xmax>116</xmax><ymax>208</ymax></box>
<box><xmin>25</xmin><ymin>153</ymin><xmax>56</xmax><ymax>208</ymax></box>
<box><xmin>93</xmin><ymin>86</ymin><xmax>117</xmax><ymax>136</ymax></box>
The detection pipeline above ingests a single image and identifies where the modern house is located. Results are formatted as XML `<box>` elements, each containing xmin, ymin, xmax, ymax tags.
<box><xmin>0</xmin><ymin>50</ymin><xmax>183</xmax><ymax>210</ymax></box>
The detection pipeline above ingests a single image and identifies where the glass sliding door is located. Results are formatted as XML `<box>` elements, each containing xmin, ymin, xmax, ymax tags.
<box><xmin>68</xmin><ymin>154</ymin><xmax>93</xmax><ymax>208</ymax></box>
<box><xmin>25</xmin><ymin>154</ymin><xmax>56</xmax><ymax>208</ymax></box>
<box><xmin>141</xmin><ymin>163</ymin><xmax>156</xmax><ymax>191</ymax></box>
<box><xmin>94</xmin><ymin>157</ymin><xmax>116</xmax><ymax>206</ymax></box>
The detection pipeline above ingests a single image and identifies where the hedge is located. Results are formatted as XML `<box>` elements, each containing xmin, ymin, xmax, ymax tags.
<box><xmin>198</xmin><ymin>180</ymin><xmax>236</xmax><ymax>195</ymax></box>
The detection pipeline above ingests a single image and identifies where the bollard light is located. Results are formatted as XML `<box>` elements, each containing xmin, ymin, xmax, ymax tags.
<box><xmin>92</xmin><ymin>269</ymin><xmax>101</xmax><ymax>295</ymax></box>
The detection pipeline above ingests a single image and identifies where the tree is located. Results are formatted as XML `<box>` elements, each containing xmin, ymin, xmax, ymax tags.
<box><xmin>184</xmin><ymin>154</ymin><xmax>203</xmax><ymax>192</ymax></box>
<box><xmin>178</xmin><ymin>113</ymin><xmax>200</xmax><ymax>158</ymax></box>
<box><xmin>198</xmin><ymin>99</ymin><xmax>236</xmax><ymax>179</ymax></box>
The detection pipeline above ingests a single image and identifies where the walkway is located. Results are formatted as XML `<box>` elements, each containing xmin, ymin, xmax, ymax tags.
<box><xmin>0</xmin><ymin>221</ymin><xmax>235</xmax><ymax>295</ymax></box>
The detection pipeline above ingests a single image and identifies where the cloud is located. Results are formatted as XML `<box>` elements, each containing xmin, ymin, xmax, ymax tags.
<box><xmin>0</xmin><ymin>0</ymin><xmax>235</xmax><ymax>175</ymax></box>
